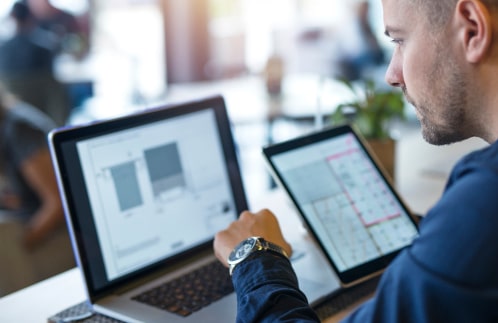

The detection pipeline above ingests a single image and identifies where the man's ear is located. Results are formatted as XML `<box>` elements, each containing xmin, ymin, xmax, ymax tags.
<box><xmin>455</xmin><ymin>0</ymin><xmax>492</xmax><ymax>63</ymax></box>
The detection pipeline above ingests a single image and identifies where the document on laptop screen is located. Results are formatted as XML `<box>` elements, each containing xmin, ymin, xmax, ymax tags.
<box><xmin>76</xmin><ymin>109</ymin><xmax>237</xmax><ymax>281</ymax></box>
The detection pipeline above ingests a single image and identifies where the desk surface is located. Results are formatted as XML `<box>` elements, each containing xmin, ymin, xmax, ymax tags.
<box><xmin>0</xmin><ymin>123</ymin><xmax>487</xmax><ymax>323</ymax></box>
<box><xmin>0</xmin><ymin>266</ymin><xmax>372</xmax><ymax>323</ymax></box>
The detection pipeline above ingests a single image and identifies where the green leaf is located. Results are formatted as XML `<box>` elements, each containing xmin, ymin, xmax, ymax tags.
<box><xmin>330</xmin><ymin>78</ymin><xmax>405</xmax><ymax>139</ymax></box>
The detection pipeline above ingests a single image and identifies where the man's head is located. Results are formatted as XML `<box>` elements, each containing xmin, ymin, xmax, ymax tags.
<box><xmin>10</xmin><ymin>1</ymin><xmax>33</xmax><ymax>25</ymax></box>
<box><xmin>382</xmin><ymin>0</ymin><xmax>498</xmax><ymax>144</ymax></box>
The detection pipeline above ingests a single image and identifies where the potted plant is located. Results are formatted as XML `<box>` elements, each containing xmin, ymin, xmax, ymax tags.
<box><xmin>330</xmin><ymin>78</ymin><xmax>406</xmax><ymax>180</ymax></box>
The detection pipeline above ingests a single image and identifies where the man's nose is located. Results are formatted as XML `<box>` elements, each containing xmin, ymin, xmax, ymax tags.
<box><xmin>385</xmin><ymin>54</ymin><xmax>403</xmax><ymax>88</ymax></box>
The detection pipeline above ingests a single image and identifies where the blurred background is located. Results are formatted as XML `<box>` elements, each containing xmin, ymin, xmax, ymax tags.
<box><xmin>0</xmin><ymin>0</ymin><xmax>399</xmax><ymax>214</ymax></box>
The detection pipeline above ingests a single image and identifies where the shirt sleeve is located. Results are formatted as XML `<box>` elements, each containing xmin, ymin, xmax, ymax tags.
<box><xmin>231</xmin><ymin>252</ymin><xmax>320</xmax><ymax>323</ymax></box>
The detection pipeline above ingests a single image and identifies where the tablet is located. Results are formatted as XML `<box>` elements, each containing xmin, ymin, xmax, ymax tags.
<box><xmin>262</xmin><ymin>124</ymin><xmax>419</xmax><ymax>286</ymax></box>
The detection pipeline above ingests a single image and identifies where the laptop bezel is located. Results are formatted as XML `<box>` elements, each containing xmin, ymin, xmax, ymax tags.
<box><xmin>48</xmin><ymin>95</ymin><xmax>248</xmax><ymax>302</ymax></box>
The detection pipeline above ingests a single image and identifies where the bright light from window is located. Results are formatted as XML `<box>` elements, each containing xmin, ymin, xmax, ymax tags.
<box><xmin>0</xmin><ymin>0</ymin><xmax>15</xmax><ymax>18</ymax></box>
<box><xmin>50</xmin><ymin>0</ymin><xmax>89</xmax><ymax>15</ymax></box>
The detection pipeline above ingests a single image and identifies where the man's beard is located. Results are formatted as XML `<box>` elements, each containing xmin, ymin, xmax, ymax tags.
<box><xmin>403</xmin><ymin>54</ymin><xmax>471</xmax><ymax>146</ymax></box>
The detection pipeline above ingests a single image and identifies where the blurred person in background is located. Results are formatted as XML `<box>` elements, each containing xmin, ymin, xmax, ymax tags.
<box><xmin>26</xmin><ymin>0</ymin><xmax>90</xmax><ymax>59</ymax></box>
<box><xmin>336</xmin><ymin>0</ymin><xmax>385</xmax><ymax>81</ymax></box>
<box><xmin>0</xmin><ymin>0</ymin><xmax>70</xmax><ymax>126</ymax></box>
<box><xmin>0</xmin><ymin>83</ymin><xmax>74</xmax><ymax>296</ymax></box>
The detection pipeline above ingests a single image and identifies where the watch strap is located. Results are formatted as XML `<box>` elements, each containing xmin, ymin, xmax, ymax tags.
<box><xmin>261</xmin><ymin>239</ymin><xmax>289</xmax><ymax>259</ymax></box>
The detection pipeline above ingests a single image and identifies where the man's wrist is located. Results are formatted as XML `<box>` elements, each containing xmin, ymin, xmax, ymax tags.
<box><xmin>227</xmin><ymin>237</ymin><xmax>289</xmax><ymax>276</ymax></box>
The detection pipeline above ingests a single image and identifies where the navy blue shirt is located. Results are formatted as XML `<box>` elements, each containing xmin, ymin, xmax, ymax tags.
<box><xmin>232</xmin><ymin>140</ymin><xmax>498</xmax><ymax>322</ymax></box>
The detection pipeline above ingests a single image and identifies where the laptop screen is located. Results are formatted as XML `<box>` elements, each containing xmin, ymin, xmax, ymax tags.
<box><xmin>49</xmin><ymin>96</ymin><xmax>248</xmax><ymax>296</ymax></box>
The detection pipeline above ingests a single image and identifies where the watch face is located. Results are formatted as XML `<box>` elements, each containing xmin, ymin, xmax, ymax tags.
<box><xmin>229</xmin><ymin>237</ymin><xmax>258</xmax><ymax>263</ymax></box>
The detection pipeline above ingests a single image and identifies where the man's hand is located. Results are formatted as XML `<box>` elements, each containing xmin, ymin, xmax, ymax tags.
<box><xmin>213</xmin><ymin>209</ymin><xmax>292</xmax><ymax>267</ymax></box>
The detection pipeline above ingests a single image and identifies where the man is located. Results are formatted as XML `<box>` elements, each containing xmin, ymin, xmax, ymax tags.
<box><xmin>214</xmin><ymin>0</ymin><xmax>498</xmax><ymax>322</ymax></box>
<box><xmin>0</xmin><ymin>84</ymin><xmax>74</xmax><ymax>295</ymax></box>
<box><xmin>337</xmin><ymin>1</ymin><xmax>385</xmax><ymax>81</ymax></box>
<box><xmin>0</xmin><ymin>1</ymin><xmax>70</xmax><ymax>126</ymax></box>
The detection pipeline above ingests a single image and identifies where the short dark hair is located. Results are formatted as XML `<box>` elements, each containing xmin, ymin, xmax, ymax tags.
<box><xmin>10</xmin><ymin>1</ymin><xmax>32</xmax><ymax>23</ymax></box>
<box><xmin>413</xmin><ymin>0</ymin><xmax>497</xmax><ymax>29</ymax></box>
<box><xmin>410</xmin><ymin>0</ymin><xmax>457</xmax><ymax>29</ymax></box>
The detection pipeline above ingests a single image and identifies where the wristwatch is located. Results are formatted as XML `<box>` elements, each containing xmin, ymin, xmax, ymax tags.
<box><xmin>227</xmin><ymin>236</ymin><xmax>289</xmax><ymax>276</ymax></box>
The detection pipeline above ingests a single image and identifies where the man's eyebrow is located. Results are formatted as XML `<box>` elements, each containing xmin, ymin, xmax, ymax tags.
<box><xmin>384</xmin><ymin>26</ymin><xmax>403</xmax><ymax>37</ymax></box>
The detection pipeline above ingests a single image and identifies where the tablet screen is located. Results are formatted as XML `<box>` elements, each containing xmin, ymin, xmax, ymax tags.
<box><xmin>263</xmin><ymin>125</ymin><xmax>418</xmax><ymax>286</ymax></box>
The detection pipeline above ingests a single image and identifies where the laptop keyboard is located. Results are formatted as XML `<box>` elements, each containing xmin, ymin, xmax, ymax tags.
<box><xmin>132</xmin><ymin>260</ymin><xmax>234</xmax><ymax>317</ymax></box>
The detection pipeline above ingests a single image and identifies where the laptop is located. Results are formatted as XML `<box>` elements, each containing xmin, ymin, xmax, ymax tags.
<box><xmin>48</xmin><ymin>95</ymin><xmax>337</xmax><ymax>323</ymax></box>
<box><xmin>262</xmin><ymin>124</ymin><xmax>419</xmax><ymax>287</ymax></box>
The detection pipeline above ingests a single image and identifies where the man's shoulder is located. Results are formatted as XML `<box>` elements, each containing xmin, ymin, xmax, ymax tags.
<box><xmin>447</xmin><ymin>141</ymin><xmax>498</xmax><ymax>182</ymax></box>
<box><xmin>411</xmin><ymin>141</ymin><xmax>498</xmax><ymax>286</ymax></box>
<box><xmin>460</xmin><ymin>140</ymin><xmax>498</xmax><ymax>163</ymax></box>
